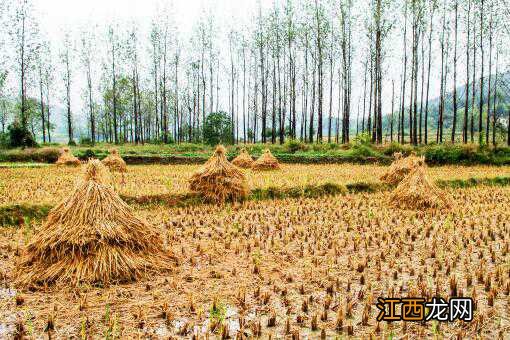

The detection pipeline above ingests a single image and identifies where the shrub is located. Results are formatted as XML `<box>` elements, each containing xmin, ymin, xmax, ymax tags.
<box><xmin>351</xmin><ymin>132</ymin><xmax>372</xmax><ymax>147</ymax></box>
<box><xmin>0</xmin><ymin>132</ymin><xmax>9</xmax><ymax>149</ymax></box>
<box><xmin>7</xmin><ymin>122</ymin><xmax>37</xmax><ymax>148</ymax></box>
<box><xmin>284</xmin><ymin>139</ymin><xmax>307</xmax><ymax>153</ymax></box>
<box><xmin>81</xmin><ymin>149</ymin><xmax>96</xmax><ymax>160</ymax></box>
<box><xmin>422</xmin><ymin>143</ymin><xmax>485</xmax><ymax>165</ymax></box>
<box><xmin>79</xmin><ymin>136</ymin><xmax>95</xmax><ymax>146</ymax></box>
<box><xmin>383</xmin><ymin>142</ymin><xmax>415</xmax><ymax>156</ymax></box>
<box><xmin>350</xmin><ymin>144</ymin><xmax>380</xmax><ymax>158</ymax></box>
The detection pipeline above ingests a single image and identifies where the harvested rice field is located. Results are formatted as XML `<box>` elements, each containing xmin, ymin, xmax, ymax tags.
<box><xmin>0</xmin><ymin>163</ymin><xmax>509</xmax><ymax>205</ymax></box>
<box><xmin>0</xmin><ymin>162</ymin><xmax>509</xmax><ymax>338</ymax></box>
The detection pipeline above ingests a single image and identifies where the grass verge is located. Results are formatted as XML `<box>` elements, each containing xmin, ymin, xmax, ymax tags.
<box><xmin>1</xmin><ymin>176</ymin><xmax>508</xmax><ymax>227</ymax></box>
<box><xmin>2</xmin><ymin>142</ymin><xmax>509</xmax><ymax>165</ymax></box>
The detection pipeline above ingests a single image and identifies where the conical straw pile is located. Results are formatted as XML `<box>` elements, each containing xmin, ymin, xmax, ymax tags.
<box><xmin>189</xmin><ymin>145</ymin><xmax>249</xmax><ymax>203</ymax></box>
<box><xmin>55</xmin><ymin>147</ymin><xmax>81</xmax><ymax>166</ymax></box>
<box><xmin>15</xmin><ymin>160</ymin><xmax>173</xmax><ymax>287</ymax></box>
<box><xmin>101</xmin><ymin>148</ymin><xmax>127</xmax><ymax>173</ymax></box>
<box><xmin>232</xmin><ymin>147</ymin><xmax>254</xmax><ymax>169</ymax></box>
<box><xmin>251</xmin><ymin>149</ymin><xmax>280</xmax><ymax>171</ymax></box>
<box><xmin>389</xmin><ymin>161</ymin><xmax>450</xmax><ymax>210</ymax></box>
<box><xmin>380</xmin><ymin>152</ymin><xmax>422</xmax><ymax>185</ymax></box>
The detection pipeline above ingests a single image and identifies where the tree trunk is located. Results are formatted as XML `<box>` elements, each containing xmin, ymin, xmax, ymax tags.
<box><xmin>391</xmin><ymin>80</ymin><xmax>395</xmax><ymax>142</ymax></box>
<box><xmin>478</xmin><ymin>0</ymin><xmax>484</xmax><ymax>145</ymax></box>
<box><xmin>492</xmin><ymin>50</ymin><xmax>498</xmax><ymax>146</ymax></box>
<box><xmin>400</xmin><ymin>2</ymin><xmax>408</xmax><ymax>143</ymax></box>
<box><xmin>451</xmin><ymin>0</ymin><xmax>458</xmax><ymax>143</ymax></box>
<box><xmin>39</xmin><ymin>67</ymin><xmax>46</xmax><ymax>143</ymax></box>
<box><xmin>315</xmin><ymin>0</ymin><xmax>323</xmax><ymax>143</ymax></box>
<box><xmin>485</xmin><ymin>11</ymin><xmax>493</xmax><ymax>145</ymax></box>
<box><xmin>463</xmin><ymin>0</ymin><xmax>471</xmax><ymax>144</ymax></box>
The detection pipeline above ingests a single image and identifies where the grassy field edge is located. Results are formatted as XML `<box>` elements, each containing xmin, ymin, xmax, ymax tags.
<box><xmin>2</xmin><ymin>142</ymin><xmax>510</xmax><ymax>166</ymax></box>
<box><xmin>2</xmin><ymin>175</ymin><xmax>508</xmax><ymax>227</ymax></box>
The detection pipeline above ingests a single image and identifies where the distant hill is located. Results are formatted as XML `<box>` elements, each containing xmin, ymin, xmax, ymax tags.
<box><xmin>423</xmin><ymin>70</ymin><xmax>510</xmax><ymax>130</ymax></box>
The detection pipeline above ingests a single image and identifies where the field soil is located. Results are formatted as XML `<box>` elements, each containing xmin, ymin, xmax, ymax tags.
<box><xmin>0</xmin><ymin>164</ymin><xmax>509</xmax><ymax>338</ymax></box>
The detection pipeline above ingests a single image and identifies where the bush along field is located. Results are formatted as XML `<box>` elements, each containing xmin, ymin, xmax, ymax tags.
<box><xmin>1</xmin><ymin>140</ymin><xmax>510</xmax><ymax>166</ymax></box>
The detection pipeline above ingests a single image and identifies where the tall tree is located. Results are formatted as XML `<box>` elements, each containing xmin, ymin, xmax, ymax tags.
<box><xmin>451</xmin><ymin>0</ymin><xmax>458</xmax><ymax>143</ymax></box>
<box><xmin>478</xmin><ymin>0</ymin><xmax>485</xmax><ymax>145</ymax></box>
<box><xmin>107</xmin><ymin>25</ymin><xmax>119</xmax><ymax>143</ymax></box>
<box><xmin>463</xmin><ymin>0</ymin><xmax>471</xmax><ymax>144</ymax></box>
<box><xmin>314</xmin><ymin>0</ymin><xmax>324</xmax><ymax>143</ymax></box>
<box><xmin>60</xmin><ymin>32</ymin><xmax>74</xmax><ymax>144</ymax></box>
<box><xmin>36</xmin><ymin>40</ymin><xmax>50</xmax><ymax>143</ymax></box>
<box><xmin>485</xmin><ymin>7</ymin><xmax>493</xmax><ymax>145</ymax></box>
<box><xmin>81</xmin><ymin>26</ymin><xmax>97</xmax><ymax>143</ymax></box>
<box><xmin>10</xmin><ymin>0</ymin><xmax>39</xmax><ymax>130</ymax></box>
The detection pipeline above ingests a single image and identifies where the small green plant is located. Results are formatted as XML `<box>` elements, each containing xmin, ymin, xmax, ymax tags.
<box><xmin>431</xmin><ymin>320</ymin><xmax>440</xmax><ymax>335</ymax></box>
<box><xmin>104</xmin><ymin>303</ymin><xmax>111</xmax><ymax>327</ymax></box>
<box><xmin>23</xmin><ymin>218</ymin><xmax>33</xmax><ymax>244</ymax></box>
<box><xmin>209</xmin><ymin>298</ymin><xmax>227</xmax><ymax>324</ymax></box>
<box><xmin>251</xmin><ymin>249</ymin><xmax>262</xmax><ymax>266</ymax></box>
<box><xmin>24</xmin><ymin>310</ymin><xmax>34</xmax><ymax>336</ymax></box>
<box><xmin>81</xmin><ymin>318</ymin><xmax>88</xmax><ymax>340</ymax></box>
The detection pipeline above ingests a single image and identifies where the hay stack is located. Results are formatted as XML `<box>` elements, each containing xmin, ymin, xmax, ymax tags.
<box><xmin>251</xmin><ymin>149</ymin><xmax>280</xmax><ymax>171</ymax></box>
<box><xmin>389</xmin><ymin>162</ymin><xmax>450</xmax><ymax>210</ymax></box>
<box><xmin>55</xmin><ymin>147</ymin><xmax>81</xmax><ymax>166</ymax></box>
<box><xmin>232</xmin><ymin>148</ymin><xmax>254</xmax><ymax>169</ymax></box>
<box><xmin>101</xmin><ymin>148</ymin><xmax>127</xmax><ymax>173</ymax></box>
<box><xmin>380</xmin><ymin>152</ymin><xmax>422</xmax><ymax>185</ymax></box>
<box><xmin>189</xmin><ymin>145</ymin><xmax>249</xmax><ymax>202</ymax></box>
<box><xmin>15</xmin><ymin>159</ymin><xmax>173</xmax><ymax>287</ymax></box>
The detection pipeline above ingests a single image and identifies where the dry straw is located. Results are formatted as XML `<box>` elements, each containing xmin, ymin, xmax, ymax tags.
<box><xmin>232</xmin><ymin>147</ymin><xmax>254</xmax><ymax>169</ymax></box>
<box><xmin>189</xmin><ymin>145</ymin><xmax>249</xmax><ymax>203</ymax></box>
<box><xmin>101</xmin><ymin>148</ymin><xmax>127</xmax><ymax>173</ymax></box>
<box><xmin>251</xmin><ymin>149</ymin><xmax>280</xmax><ymax>171</ymax></box>
<box><xmin>389</xmin><ymin>158</ymin><xmax>450</xmax><ymax>210</ymax></box>
<box><xmin>15</xmin><ymin>159</ymin><xmax>173</xmax><ymax>288</ymax></box>
<box><xmin>380</xmin><ymin>152</ymin><xmax>422</xmax><ymax>185</ymax></box>
<box><xmin>55</xmin><ymin>147</ymin><xmax>81</xmax><ymax>166</ymax></box>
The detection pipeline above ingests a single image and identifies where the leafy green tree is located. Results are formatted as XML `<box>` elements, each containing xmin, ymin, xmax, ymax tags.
<box><xmin>202</xmin><ymin>111</ymin><xmax>233</xmax><ymax>145</ymax></box>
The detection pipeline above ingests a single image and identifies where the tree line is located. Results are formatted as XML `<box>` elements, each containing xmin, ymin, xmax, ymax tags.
<box><xmin>0</xmin><ymin>0</ymin><xmax>509</xmax><ymax>147</ymax></box>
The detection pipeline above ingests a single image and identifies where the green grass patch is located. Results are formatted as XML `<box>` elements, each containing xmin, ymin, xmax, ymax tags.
<box><xmin>0</xmin><ymin>204</ymin><xmax>53</xmax><ymax>226</ymax></box>
<box><xmin>436</xmin><ymin>176</ymin><xmax>510</xmax><ymax>189</ymax></box>
<box><xmin>0</xmin><ymin>162</ymin><xmax>51</xmax><ymax>168</ymax></box>
<box><xmin>2</xmin><ymin>142</ymin><xmax>509</xmax><ymax>165</ymax></box>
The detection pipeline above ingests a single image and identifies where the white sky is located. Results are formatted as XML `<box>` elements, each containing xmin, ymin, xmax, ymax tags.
<box><xmin>35</xmin><ymin>0</ymin><xmax>260</xmax><ymax>40</ymax></box>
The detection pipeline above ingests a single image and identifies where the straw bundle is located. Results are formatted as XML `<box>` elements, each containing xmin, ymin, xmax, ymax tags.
<box><xmin>232</xmin><ymin>148</ymin><xmax>254</xmax><ymax>169</ymax></box>
<box><xmin>251</xmin><ymin>149</ymin><xmax>280</xmax><ymax>171</ymax></box>
<box><xmin>15</xmin><ymin>160</ymin><xmax>173</xmax><ymax>287</ymax></box>
<box><xmin>189</xmin><ymin>145</ymin><xmax>249</xmax><ymax>203</ymax></box>
<box><xmin>380</xmin><ymin>152</ymin><xmax>422</xmax><ymax>185</ymax></box>
<box><xmin>389</xmin><ymin>163</ymin><xmax>450</xmax><ymax>210</ymax></box>
<box><xmin>55</xmin><ymin>147</ymin><xmax>81</xmax><ymax>166</ymax></box>
<box><xmin>102</xmin><ymin>148</ymin><xmax>127</xmax><ymax>173</ymax></box>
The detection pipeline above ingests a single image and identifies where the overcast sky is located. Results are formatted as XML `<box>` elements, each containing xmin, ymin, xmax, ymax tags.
<box><xmin>34</xmin><ymin>0</ymin><xmax>257</xmax><ymax>36</ymax></box>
